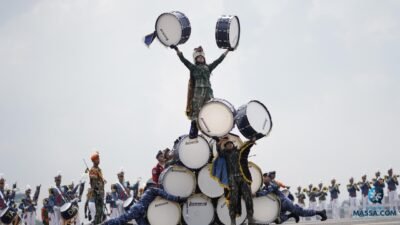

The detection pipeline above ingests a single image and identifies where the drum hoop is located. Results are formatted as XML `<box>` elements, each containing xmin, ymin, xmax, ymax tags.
<box><xmin>249</xmin><ymin>161</ymin><xmax>263</xmax><ymax>190</ymax></box>
<box><xmin>247</xmin><ymin>100</ymin><xmax>272</xmax><ymax>133</ymax></box>
<box><xmin>177</xmin><ymin>135</ymin><xmax>210</xmax><ymax>169</ymax></box>
<box><xmin>253</xmin><ymin>194</ymin><xmax>281</xmax><ymax>221</ymax></box>
<box><xmin>60</xmin><ymin>202</ymin><xmax>72</xmax><ymax>212</ymax></box>
<box><xmin>155</xmin><ymin>11</ymin><xmax>189</xmax><ymax>47</ymax></box>
<box><xmin>147</xmin><ymin>196</ymin><xmax>182</xmax><ymax>224</ymax></box>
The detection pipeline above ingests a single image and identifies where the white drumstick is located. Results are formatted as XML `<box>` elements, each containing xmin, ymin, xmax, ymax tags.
<box><xmin>200</xmin><ymin>118</ymin><xmax>211</xmax><ymax>132</ymax></box>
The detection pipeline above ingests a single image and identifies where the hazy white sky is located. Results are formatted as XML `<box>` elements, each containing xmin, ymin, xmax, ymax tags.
<box><xmin>1</xmin><ymin>0</ymin><xmax>400</xmax><ymax>204</ymax></box>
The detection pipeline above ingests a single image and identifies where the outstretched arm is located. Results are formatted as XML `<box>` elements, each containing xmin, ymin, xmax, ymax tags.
<box><xmin>208</xmin><ymin>49</ymin><xmax>231</xmax><ymax>72</ymax></box>
<box><xmin>154</xmin><ymin>188</ymin><xmax>182</xmax><ymax>202</ymax></box>
<box><xmin>170</xmin><ymin>45</ymin><xmax>195</xmax><ymax>71</ymax></box>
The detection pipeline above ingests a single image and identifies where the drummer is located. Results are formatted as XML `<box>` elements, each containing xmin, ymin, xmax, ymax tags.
<box><xmin>115</xmin><ymin>168</ymin><xmax>139</xmax><ymax>215</ymax></box>
<box><xmin>100</xmin><ymin>181</ymin><xmax>186</xmax><ymax>225</ymax></box>
<box><xmin>151</xmin><ymin>150</ymin><xmax>166</xmax><ymax>185</ymax></box>
<box><xmin>170</xmin><ymin>45</ymin><xmax>233</xmax><ymax>138</ymax></box>
<box><xmin>256</xmin><ymin>174</ymin><xmax>327</xmax><ymax>224</ymax></box>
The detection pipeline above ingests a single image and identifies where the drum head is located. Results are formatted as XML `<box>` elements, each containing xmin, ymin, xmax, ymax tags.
<box><xmin>178</xmin><ymin>135</ymin><xmax>210</xmax><ymax>169</ymax></box>
<box><xmin>249</xmin><ymin>162</ymin><xmax>262</xmax><ymax>194</ymax></box>
<box><xmin>60</xmin><ymin>203</ymin><xmax>71</xmax><ymax>212</ymax></box>
<box><xmin>159</xmin><ymin>166</ymin><xmax>196</xmax><ymax>198</ymax></box>
<box><xmin>253</xmin><ymin>194</ymin><xmax>280</xmax><ymax>223</ymax></box>
<box><xmin>156</xmin><ymin>13</ymin><xmax>182</xmax><ymax>46</ymax></box>
<box><xmin>198</xmin><ymin>99</ymin><xmax>235</xmax><ymax>137</ymax></box>
<box><xmin>147</xmin><ymin>197</ymin><xmax>181</xmax><ymax>225</ymax></box>
<box><xmin>229</xmin><ymin>16</ymin><xmax>240</xmax><ymax>49</ymax></box>
<box><xmin>198</xmin><ymin>164</ymin><xmax>224</xmax><ymax>198</ymax></box>
<box><xmin>247</xmin><ymin>101</ymin><xmax>272</xmax><ymax>136</ymax></box>
<box><xmin>182</xmin><ymin>194</ymin><xmax>214</xmax><ymax>225</ymax></box>
<box><xmin>216</xmin><ymin>197</ymin><xmax>247</xmax><ymax>225</ymax></box>
<box><xmin>123</xmin><ymin>196</ymin><xmax>134</xmax><ymax>209</ymax></box>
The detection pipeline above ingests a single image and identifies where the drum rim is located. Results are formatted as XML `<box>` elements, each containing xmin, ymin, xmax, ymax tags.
<box><xmin>227</xmin><ymin>15</ymin><xmax>240</xmax><ymax>50</ymax></box>
<box><xmin>249</xmin><ymin>161</ymin><xmax>263</xmax><ymax>193</ymax></box>
<box><xmin>177</xmin><ymin>135</ymin><xmax>211</xmax><ymax>169</ymax></box>
<box><xmin>60</xmin><ymin>202</ymin><xmax>72</xmax><ymax>212</ymax></box>
<box><xmin>198</xmin><ymin>98</ymin><xmax>236</xmax><ymax>138</ymax></box>
<box><xmin>197</xmin><ymin>164</ymin><xmax>224</xmax><ymax>198</ymax></box>
<box><xmin>155</xmin><ymin>11</ymin><xmax>190</xmax><ymax>47</ymax></box>
<box><xmin>147</xmin><ymin>196</ymin><xmax>182</xmax><ymax>224</ymax></box>
<box><xmin>182</xmin><ymin>193</ymin><xmax>215</xmax><ymax>224</ymax></box>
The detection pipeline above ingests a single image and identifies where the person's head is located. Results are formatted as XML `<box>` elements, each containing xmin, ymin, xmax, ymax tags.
<box><xmin>362</xmin><ymin>175</ymin><xmax>367</xmax><ymax>182</ymax></box>
<box><xmin>156</xmin><ymin>150</ymin><xmax>166</xmax><ymax>163</ymax></box>
<box><xmin>91</xmin><ymin>152</ymin><xmax>100</xmax><ymax>166</ymax></box>
<box><xmin>331</xmin><ymin>179</ymin><xmax>336</xmax><ymax>185</ymax></box>
<box><xmin>318</xmin><ymin>183</ymin><xmax>323</xmax><ymax>188</ymax></box>
<box><xmin>54</xmin><ymin>173</ymin><xmax>62</xmax><ymax>186</ymax></box>
<box><xmin>262</xmin><ymin>173</ymin><xmax>271</xmax><ymax>185</ymax></box>
<box><xmin>43</xmin><ymin>198</ymin><xmax>49</xmax><ymax>206</ymax></box>
<box><xmin>117</xmin><ymin>168</ymin><xmax>125</xmax><ymax>182</ymax></box>
<box><xmin>378</xmin><ymin>177</ymin><xmax>384</xmax><ymax>184</ymax></box>
<box><xmin>268</xmin><ymin>171</ymin><xmax>276</xmax><ymax>180</ymax></box>
<box><xmin>193</xmin><ymin>46</ymin><xmax>206</xmax><ymax>65</ymax></box>
<box><xmin>375</xmin><ymin>171</ymin><xmax>380</xmax><ymax>178</ymax></box>
<box><xmin>25</xmin><ymin>185</ymin><xmax>31</xmax><ymax>195</ymax></box>
<box><xmin>349</xmin><ymin>177</ymin><xmax>354</xmax><ymax>183</ymax></box>
<box><xmin>68</xmin><ymin>181</ymin><xmax>74</xmax><ymax>190</ymax></box>
<box><xmin>48</xmin><ymin>188</ymin><xmax>53</xmax><ymax>196</ymax></box>
<box><xmin>0</xmin><ymin>174</ymin><xmax>5</xmax><ymax>190</ymax></box>
<box><xmin>388</xmin><ymin>168</ymin><xmax>393</xmax><ymax>176</ymax></box>
<box><xmin>224</xmin><ymin>141</ymin><xmax>235</xmax><ymax>151</ymax></box>
<box><xmin>111</xmin><ymin>184</ymin><xmax>117</xmax><ymax>193</ymax></box>
<box><xmin>297</xmin><ymin>186</ymin><xmax>301</xmax><ymax>191</ymax></box>
<box><xmin>308</xmin><ymin>184</ymin><xmax>313</xmax><ymax>189</ymax></box>
<box><xmin>163</xmin><ymin>148</ymin><xmax>172</xmax><ymax>161</ymax></box>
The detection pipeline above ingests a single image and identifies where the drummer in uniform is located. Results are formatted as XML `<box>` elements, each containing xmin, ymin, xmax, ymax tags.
<box><xmin>46</xmin><ymin>189</ymin><xmax>56</xmax><ymax>225</ymax></box>
<box><xmin>89</xmin><ymin>151</ymin><xmax>106</xmax><ymax>224</ymax></box>
<box><xmin>51</xmin><ymin>172</ymin><xmax>67</xmax><ymax>225</ymax></box>
<box><xmin>0</xmin><ymin>174</ymin><xmax>10</xmax><ymax>216</ymax></box>
<box><xmin>171</xmin><ymin>45</ymin><xmax>232</xmax><ymax>138</ymax></box>
<box><xmin>19</xmin><ymin>185</ymin><xmax>40</xmax><ymax>225</ymax></box>
<box><xmin>151</xmin><ymin>151</ymin><xmax>166</xmax><ymax>185</ymax></box>
<box><xmin>115</xmin><ymin>168</ymin><xmax>139</xmax><ymax>215</ymax></box>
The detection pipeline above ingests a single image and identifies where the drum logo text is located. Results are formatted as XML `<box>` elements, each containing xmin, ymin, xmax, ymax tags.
<box><xmin>155</xmin><ymin>202</ymin><xmax>169</xmax><ymax>207</ymax></box>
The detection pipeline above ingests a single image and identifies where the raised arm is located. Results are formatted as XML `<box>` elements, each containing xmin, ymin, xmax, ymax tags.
<box><xmin>208</xmin><ymin>49</ymin><xmax>230</xmax><ymax>72</ymax></box>
<box><xmin>170</xmin><ymin>45</ymin><xmax>195</xmax><ymax>71</ymax></box>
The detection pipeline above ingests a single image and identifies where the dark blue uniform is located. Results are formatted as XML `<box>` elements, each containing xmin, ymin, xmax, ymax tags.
<box><xmin>103</xmin><ymin>187</ymin><xmax>181</xmax><ymax>225</ymax></box>
<box><xmin>257</xmin><ymin>184</ymin><xmax>316</xmax><ymax>223</ymax></box>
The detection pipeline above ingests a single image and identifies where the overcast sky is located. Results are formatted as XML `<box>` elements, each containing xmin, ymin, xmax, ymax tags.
<box><xmin>1</xmin><ymin>0</ymin><xmax>400</xmax><ymax>205</ymax></box>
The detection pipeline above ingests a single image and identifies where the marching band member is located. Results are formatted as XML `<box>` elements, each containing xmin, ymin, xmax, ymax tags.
<box><xmin>46</xmin><ymin>189</ymin><xmax>56</xmax><ymax>225</ymax></box>
<box><xmin>358</xmin><ymin>175</ymin><xmax>371</xmax><ymax>209</ymax></box>
<box><xmin>256</xmin><ymin>175</ymin><xmax>327</xmax><ymax>224</ymax></box>
<box><xmin>295</xmin><ymin>186</ymin><xmax>306</xmax><ymax>208</ymax></box>
<box><xmin>170</xmin><ymin>45</ymin><xmax>232</xmax><ymax>138</ymax></box>
<box><xmin>307</xmin><ymin>185</ymin><xmax>320</xmax><ymax>220</ymax></box>
<box><xmin>41</xmin><ymin>198</ymin><xmax>50</xmax><ymax>225</ymax></box>
<box><xmin>373</xmin><ymin>177</ymin><xmax>385</xmax><ymax>205</ymax></box>
<box><xmin>106</xmin><ymin>185</ymin><xmax>119</xmax><ymax>219</ymax></box>
<box><xmin>19</xmin><ymin>185</ymin><xmax>41</xmax><ymax>225</ymax></box>
<box><xmin>329</xmin><ymin>179</ymin><xmax>340</xmax><ymax>219</ymax></box>
<box><xmin>151</xmin><ymin>150</ymin><xmax>166</xmax><ymax>185</ymax></box>
<box><xmin>347</xmin><ymin>177</ymin><xmax>359</xmax><ymax>217</ymax></box>
<box><xmin>115</xmin><ymin>168</ymin><xmax>139</xmax><ymax>215</ymax></box>
<box><xmin>51</xmin><ymin>172</ymin><xmax>67</xmax><ymax>225</ymax></box>
<box><xmin>386</xmin><ymin>168</ymin><xmax>399</xmax><ymax>209</ymax></box>
<box><xmin>89</xmin><ymin>151</ymin><xmax>106</xmax><ymax>224</ymax></box>
<box><xmin>215</xmin><ymin>137</ymin><xmax>256</xmax><ymax>225</ymax></box>
<box><xmin>100</xmin><ymin>181</ymin><xmax>186</xmax><ymax>225</ymax></box>
<box><xmin>268</xmin><ymin>171</ymin><xmax>290</xmax><ymax>189</ymax></box>
<box><xmin>318</xmin><ymin>183</ymin><xmax>328</xmax><ymax>211</ymax></box>
<box><xmin>0</xmin><ymin>174</ymin><xmax>9</xmax><ymax>215</ymax></box>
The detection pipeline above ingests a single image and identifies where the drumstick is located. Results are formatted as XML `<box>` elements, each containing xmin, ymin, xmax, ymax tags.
<box><xmin>200</xmin><ymin>118</ymin><xmax>210</xmax><ymax>132</ymax></box>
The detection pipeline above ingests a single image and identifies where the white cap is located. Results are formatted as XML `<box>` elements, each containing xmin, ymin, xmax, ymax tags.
<box><xmin>117</xmin><ymin>167</ymin><xmax>125</xmax><ymax>175</ymax></box>
<box><xmin>26</xmin><ymin>185</ymin><xmax>32</xmax><ymax>191</ymax></box>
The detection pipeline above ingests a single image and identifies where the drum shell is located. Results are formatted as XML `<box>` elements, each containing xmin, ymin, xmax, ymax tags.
<box><xmin>155</xmin><ymin>11</ymin><xmax>191</xmax><ymax>46</ymax></box>
<box><xmin>215</xmin><ymin>16</ymin><xmax>240</xmax><ymax>49</ymax></box>
<box><xmin>0</xmin><ymin>207</ymin><xmax>17</xmax><ymax>224</ymax></box>
<box><xmin>158</xmin><ymin>166</ymin><xmax>196</xmax><ymax>198</ymax></box>
<box><xmin>235</xmin><ymin>100</ymin><xmax>272</xmax><ymax>140</ymax></box>
<box><xmin>60</xmin><ymin>203</ymin><xmax>78</xmax><ymax>221</ymax></box>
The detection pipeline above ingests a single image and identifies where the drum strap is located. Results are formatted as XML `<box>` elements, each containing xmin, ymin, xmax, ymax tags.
<box><xmin>117</xmin><ymin>182</ymin><xmax>128</xmax><ymax>197</ymax></box>
<box><xmin>0</xmin><ymin>190</ymin><xmax>4</xmax><ymax>199</ymax></box>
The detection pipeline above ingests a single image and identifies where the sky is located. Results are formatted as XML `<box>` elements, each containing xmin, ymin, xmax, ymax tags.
<box><xmin>1</xmin><ymin>0</ymin><xmax>400</xmax><ymax>208</ymax></box>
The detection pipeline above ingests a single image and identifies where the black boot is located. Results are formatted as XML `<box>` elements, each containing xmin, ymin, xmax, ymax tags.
<box><xmin>316</xmin><ymin>209</ymin><xmax>327</xmax><ymax>221</ymax></box>
<box><xmin>189</xmin><ymin>120</ymin><xmax>198</xmax><ymax>139</ymax></box>
<box><xmin>288</xmin><ymin>213</ymin><xmax>300</xmax><ymax>223</ymax></box>
<box><xmin>274</xmin><ymin>217</ymin><xmax>282</xmax><ymax>224</ymax></box>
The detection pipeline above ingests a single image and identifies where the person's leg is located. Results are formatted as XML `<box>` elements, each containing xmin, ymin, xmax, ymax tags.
<box><xmin>228</xmin><ymin>181</ymin><xmax>240</xmax><ymax>225</ymax></box>
<box><xmin>88</xmin><ymin>202</ymin><xmax>96</xmax><ymax>222</ymax></box>
<box><xmin>240</xmin><ymin>181</ymin><xmax>254</xmax><ymax>222</ymax></box>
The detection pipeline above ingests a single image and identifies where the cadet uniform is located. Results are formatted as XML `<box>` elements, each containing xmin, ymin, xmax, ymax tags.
<box><xmin>19</xmin><ymin>186</ymin><xmax>40</xmax><ymax>225</ymax></box>
<box><xmin>102</xmin><ymin>187</ymin><xmax>183</xmax><ymax>225</ymax></box>
<box><xmin>307</xmin><ymin>187</ymin><xmax>320</xmax><ymax>220</ymax></box>
<box><xmin>347</xmin><ymin>179</ymin><xmax>359</xmax><ymax>217</ymax></box>
<box><xmin>329</xmin><ymin>181</ymin><xmax>340</xmax><ymax>219</ymax></box>
<box><xmin>386</xmin><ymin>169</ymin><xmax>399</xmax><ymax>209</ymax></box>
<box><xmin>359</xmin><ymin>175</ymin><xmax>370</xmax><ymax>209</ymax></box>
<box><xmin>106</xmin><ymin>190</ymin><xmax>119</xmax><ymax>219</ymax></box>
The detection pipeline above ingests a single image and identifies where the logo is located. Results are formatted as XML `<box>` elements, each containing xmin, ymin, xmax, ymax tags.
<box><xmin>368</xmin><ymin>186</ymin><xmax>383</xmax><ymax>204</ymax></box>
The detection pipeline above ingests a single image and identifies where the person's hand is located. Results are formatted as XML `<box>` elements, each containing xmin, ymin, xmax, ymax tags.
<box><xmin>177</xmin><ymin>197</ymin><xmax>187</xmax><ymax>203</ymax></box>
<box><xmin>170</xmin><ymin>45</ymin><xmax>178</xmax><ymax>50</ymax></box>
<box><xmin>228</xmin><ymin>47</ymin><xmax>234</xmax><ymax>51</ymax></box>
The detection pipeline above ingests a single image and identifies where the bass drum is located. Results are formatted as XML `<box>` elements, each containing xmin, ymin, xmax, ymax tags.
<box><xmin>216</xmin><ymin>196</ymin><xmax>247</xmax><ymax>225</ymax></box>
<box><xmin>60</xmin><ymin>202</ymin><xmax>78</xmax><ymax>221</ymax></box>
<box><xmin>249</xmin><ymin>162</ymin><xmax>263</xmax><ymax>194</ymax></box>
<box><xmin>147</xmin><ymin>196</ymin><xmax>181</xmax><ymax>225</ymax></box>
<box><xmin>197</xmin><ymin>164</ymin><xmax>224</xmax><ymax>198</ymax></box>
<box><xmin>123</xmin><ymin>196</ymin><xmax>136</xmax><ymax>211</ymax></box>
<box><xmin>253</xmin><ymin>194</ymin><xmax>281</xmax><ymax>224</ymax></box>
<box><xmin>198</xmin><ymin>98</ymin><xmax>236</xmax><ymax>138</ymax></box>
<box><xmin>235</xmin><ymin>100</ymin><xmax>272</xmax><ymax>140</ymax></box>
<box><xmin>158</xmin><ymin>165</ymin><xmax>196</xmax><ymax>198</ymax></box>
<box><xmin>215</xmin><ymin>15</ymin><xmax>240</xmax><ymax>50</ymax></box>
<box><xmin>0</xmin><ymin>207</ymin><xmax>20</xmax><ymax>225</ymax></box>
<box><xmin>156</xmin><ymin>11</ymin><xmax>191</xmax><ymax>46</ymax></box>
<box><xmin>174</xmin><ymin>135</ymin><xmax>211</xmax><ymax>170</ymax></box>
<box><xmin>182</xmin><ymin>194</ymin><xmax>215</xmax><ymax>225</ymax></box>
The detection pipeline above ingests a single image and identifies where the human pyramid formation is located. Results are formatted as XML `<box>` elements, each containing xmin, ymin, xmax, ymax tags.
<box><xmin>0</xmin><ymin>11</ymin><xmax>329</xmax><ymax>225</ymax></box>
